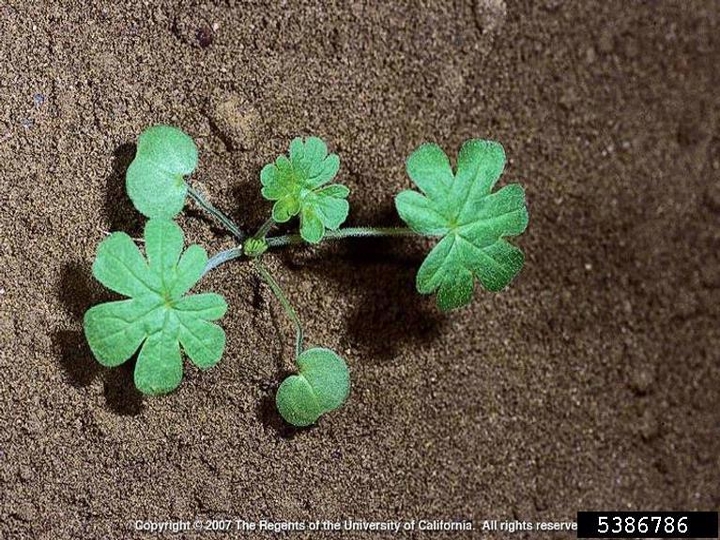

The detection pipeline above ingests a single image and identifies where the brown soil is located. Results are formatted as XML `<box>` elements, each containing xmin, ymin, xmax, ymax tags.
<box><xmin>1</xmin><ymin>1</ymin><xmax>718</xmax><ymax>539</ymax></box>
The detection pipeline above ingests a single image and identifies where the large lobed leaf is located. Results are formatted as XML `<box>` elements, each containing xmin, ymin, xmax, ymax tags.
<box><xmin>260</xmin><ymin>137</ymin><xmax>350</xmax><ymax>243</ymax></box>
<box><xmin>395</xmin><ymin>140</ymin><xmax>529</xmax><ymax>310</ymax></box>
<box><xmin>84</xmin><ymin>219</ymin><xmax>227</xmax><ymax>394</ymax></box>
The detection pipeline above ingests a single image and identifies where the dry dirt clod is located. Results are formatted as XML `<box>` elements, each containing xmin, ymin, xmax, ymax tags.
<box><xmin>18</xmin><ymin>465</ymin><xmax>34</xmax><ymax>483</ymax></box>
<box><xmin>196</xmin><ymin>26</ymin><xmax>214</xmax><ymax>48</ymax></box>
<box><xmin>637</xmin><ymin>408</ymin><xmax>660</xmax><ymax>441</ymax></box>
<box><xmin>585</xmin><ymin>46</ymin><xmax>597</xmax><ymax>64</ymax></box>
<box><xmin>473</xmin><ymin>0</ymin><xmax>507</xmax><ymax>36</ymax></box>
<box><xmin>628</xmin><ymin>364</ymin><xmax>656</xmax><ymax>396</ymax></box>
<box><xmin>597</xmin><ymin>27</ymin><xmax>614</xmax><ymax>54</ymax></box>
<box><xmin>13</xmin><ymin>502</ymin><xmax>37</xmax><ymax>523</ymax></box>
<box><xmin>207</xmin><ymin>93</ymin><xmax>263</xmax><ymax>151</ymax></box>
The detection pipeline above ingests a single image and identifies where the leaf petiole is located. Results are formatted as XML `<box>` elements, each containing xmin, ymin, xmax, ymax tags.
<box><xmin>265</xmin><ymin>226</ymin><xmax>415</xmax><ymax>248</ymax></box>
<box><xmin>187</xmin><ymin>185</ymin><xmax>246</xmax><ymax>241</ymax></box>
<box><xmin>253</xmin><ymin>258</ymin><xmax>304</xmax><ymax>358</ymax></box>
<box><xmin>202</xmin><ymin>226</ymin><xmax>416</xmax><ymax>276</ymax></box>
<box><xmin>253</xmin><ymin>217</ymin><xmax>276</xmax><ymax>240</ymax></box>
<box><xmin>203</xmin><ymin>246</ymin><xmax>244</xmax><ymax>276</ymax></box>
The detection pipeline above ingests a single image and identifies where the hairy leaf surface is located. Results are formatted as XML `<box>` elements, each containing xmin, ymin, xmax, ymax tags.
<box><xmin>395</xmin><ymin>140</ymin><xmax>528</xmax><ymax>310</ymax></box>
<box><xmin>126</xmin><ymin>125</ymin><xmax>198</xmax><ymax>219</ymax></box>
<box><xmin>260</xmin><ymin>137</ymin><xmax>349</xmax><ymax>243</ymax></box>
<box><xmin>276</xmin><ymin>348</ymin><xmax>350</xmax><ymax>427</ymax></box>
<box><xmin>84</xmin><ymin>219</ymin><xmax>227</xmax><ymax>394</ymax></box>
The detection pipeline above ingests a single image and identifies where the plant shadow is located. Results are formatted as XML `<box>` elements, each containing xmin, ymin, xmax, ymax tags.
<box><xmin>256</xmin><ymin>386</ymin><xmax>306</xmax><ymax>440</ymax></box>
<box><xmin>277</xmin><ymin>206</ymin><xmax>445</xmax><ymax>364</ymax></box>
<box><xmin>104</xmin><ymin>143</ymin><xmax>143</xmax><ymax>237</ymax></box>
<box><xmin>54</xmin><ymin>261</ymin><xmax>144</xmax><ymax>415</ymax></box>
<box><xmin>230</xmin><ymin>178</ymin><xmax>275</xmax><ymax>235</ymax></box>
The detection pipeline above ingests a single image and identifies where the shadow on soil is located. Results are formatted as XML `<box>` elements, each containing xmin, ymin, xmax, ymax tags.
<box><xmin>277</xmin><ymin>206</ymin><xmax>445</xmax><ymax>364</ymax></box>
<box><xmin>231</xmin><ymin>178</ymin><xmax>271</xmax><ymax>235</ymax></box>
<box><xmin>104</xmin><ymin>143</ymin><xmax>143</xmax><ymax>238</ymax></box>
<box><xmin>53</xmin><ymin>261</ymin><xmax>144</xmax><ymax>416</ymax></box>
<box><xmin>256</xmin><ymin>390</ymin><xmax>304</xmax><ymax>440</ymax></box>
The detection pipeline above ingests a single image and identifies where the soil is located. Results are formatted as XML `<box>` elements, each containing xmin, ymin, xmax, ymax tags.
<box><xmin>1</xmin><ymin>1</ymin><xmax>719</xmax><ymax>539</ymax></box>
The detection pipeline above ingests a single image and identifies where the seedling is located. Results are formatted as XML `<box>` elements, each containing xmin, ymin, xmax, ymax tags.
<box><xmin>84</xmin><ymin>125</ymin><xmax>528</xmax><ymax>427</ymax></box>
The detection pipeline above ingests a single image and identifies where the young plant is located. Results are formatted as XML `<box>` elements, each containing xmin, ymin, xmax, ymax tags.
<box><xmin>84</xmin><ymin>125</ymin><xmax>529</xmax><ymax>427</ymax></box>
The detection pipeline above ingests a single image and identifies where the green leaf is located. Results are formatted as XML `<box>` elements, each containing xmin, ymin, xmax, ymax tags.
<box><xmin>126</xmin><ymin>125</ymin><xmax>198</xmax><ymax>219</ymax></box>
<box><xmin>84</xmin><ymin>219</ymin><xmax>227</xmax><ymax>395</ymax></box>
<box><xmin>276</xmin><ymin>347</ymin><xmax>350</xmax><ymax>427</ymax></box>
<box><xmin>395</xmin><ymin>140</ymin><xmax>529</xmax><ymax>310</ymax></box>
<box><xmin>260</xmin><ymin>137</ymin><xmax>349</xmax><ymax>243</ymax></box>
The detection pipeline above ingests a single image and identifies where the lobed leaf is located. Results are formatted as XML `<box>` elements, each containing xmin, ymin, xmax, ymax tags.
<box><xmin>395</xmin><ymin>139</ymin><xmax>529</xmax><ymax>310</ymax></box>
<box><xmin>84</xmin><ymin>219</ymin><xmax>228</xmax><ymax>395</ymax></box>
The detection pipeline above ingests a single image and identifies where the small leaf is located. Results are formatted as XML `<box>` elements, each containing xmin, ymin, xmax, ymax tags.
<box><xmin>395</xmin><ymin>139</ymin><xmax>529</xmax><ymax>310</ymax></box>
<box><xmin>276</xmin><ymin>348</ymin><xmax>350</xmax><ymax>427</ymax></box>
<box><xmin>260</xmin><ymin>137</ymin><xmax>350</xmax><ymax>243</ymax></box>
<box><xmin>126</xmin><ymin>125</ymin><xmax>198</xmax><ymax>219</ymax></box>
<box><xmin>242</xmin><ymin>237</ymin><xmax>269</xmax><ymax>258</ymax></box>
<box><xmin>84</xmin><ymin>219</ymin><xmax>228</xmax><ymax>395</ymax></box>
<box><xmin>275</xmin><ymin>377</ymin><xmax>322</xmax><ymax>427</ymax></box>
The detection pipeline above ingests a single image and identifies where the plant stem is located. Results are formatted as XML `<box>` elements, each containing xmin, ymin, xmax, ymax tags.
<box><xmin>202</xmin><ymin>226</ymin><xmax>417</xmax><ymax>275</ymax></box>
<box><xmin>203</xmin><ymin>246</ymin><xmax>243</xmax><ymax>277</ymax></box>
<box><xmin>254</xmin><ymin>258</ymin><xmax>304</xmax><ymax>358</ymax></box>
<box><xmin>253</xmin><ymin>216</ymin><xmax>276</xmax><ymax>240</ymax></box>
<box><xmin>265</xmin><ymin>226</ymin><xmax>414</xmax><ymax>248</ymax></box>
<box><xmin>187</xmin><ymin>185</ymin><xmax>246</xmax><ymax>241</ymax></box>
